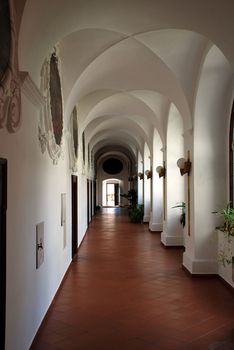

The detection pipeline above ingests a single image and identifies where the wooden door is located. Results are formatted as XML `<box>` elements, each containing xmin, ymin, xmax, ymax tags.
<box><xmin>87</xmin><ymin>180</ymin><xmax>90</xmax><ymax>225</ymax></box>
<box><xmin>71</xmin><ymin>175</ymin><xmax>78</xmax><ymax>259</ymax></box>
<box><xmin>114</xmin><ymin>184</ymin><xmax>119</xmax><ymax>206</ymax></box>
<box><xmin>0</xmin><ymin>159</ymin><xmax>7</xmax><ymax>349</ymax></box>
<box><xmin>90</xmin><ymin>181</ymin><xmax>93</xmax><ymax>218</ymax></box>
<box><xmin>94</xmin><ymin>181</ymin><xmax>97</xmax><ymax>214</ymax></box>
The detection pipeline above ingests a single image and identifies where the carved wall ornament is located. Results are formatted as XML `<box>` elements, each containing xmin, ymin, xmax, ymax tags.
<box><xmin>39</xmin><ymin>48</ymin><xmax>64</xmax><ymax>164</ymax></box>
<box><xmin>68</xmin><ymin>107</ymin><xmax>78</xmax><ymax>172</ymax></box>
<box><xmin>88</xmin><ymin>143</ymin><xmax>90</xmax><ymax>168</ymax></box>
<box><xmin>82</xmin><ymin>131</ymin><xmax>85</xmax><ymax>164</ymax></box>
<box><xmin>0</xmin><ymin>0</ymin><xmax>21</xmax><ymax>133</ymax></box>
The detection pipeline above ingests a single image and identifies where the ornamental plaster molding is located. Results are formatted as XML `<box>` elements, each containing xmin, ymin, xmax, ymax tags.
<box><xmin>0</xmin><ymin>0</ymin><xmax>21</xmax><ymax>133</ymax></box>
<box><xmin>20</xmin><ymin>72</ymin><xmax>45</xmax><ymax>108</ymax></box>
<box><xmin>68</xmin><ymin>108</ymin><xmax>78</xmax><ymax>173</ymax></box>
<box><xmin>39</xmin><ymin>48</ymin><xmax>64</xmax><ymax>164</ymax></box>
<box><xmin>68</xmin><ymin>107</ymin><xmax>78</xmax><ymax>172</ymax></box>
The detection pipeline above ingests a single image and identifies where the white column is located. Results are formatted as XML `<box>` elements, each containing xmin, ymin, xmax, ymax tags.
<box><xmin>161</xmin><ymin>105</ymin><xmax>184</xmax><ymax>246</ymax></box>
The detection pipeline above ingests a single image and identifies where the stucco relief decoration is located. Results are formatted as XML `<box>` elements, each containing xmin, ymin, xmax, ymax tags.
<box><xmin>68</xmin><ymin>106</ymin><xmax>78</xmax><ymax>172</ymax></box>
<box><xmin>0</xmin><ymin>0</ymin><xmax>21</xmax><ymax>133</ymax></box>
<box><xmin>39</xmin><ymin>48</ymin><xmax>64</xmax><ymax>164</ymax></box>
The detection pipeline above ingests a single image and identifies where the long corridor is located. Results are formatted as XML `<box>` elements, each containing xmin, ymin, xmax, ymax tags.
<box><xmin>31</xmin><ymin>209</ymin><xmax>234</xmax><ymax>350</ymax></box>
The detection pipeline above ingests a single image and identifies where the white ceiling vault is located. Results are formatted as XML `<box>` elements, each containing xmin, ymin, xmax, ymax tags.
<box><xmin>18</xmin><ymin>0</ymin><xmax>234</xmax><ymax>164</ymax></box>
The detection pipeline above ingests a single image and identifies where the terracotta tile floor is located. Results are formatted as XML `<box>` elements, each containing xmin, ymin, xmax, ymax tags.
<box><xmin>31</xmin><ymin>208</ymin><xmax>234</xmax><ymax>350</ymax></box>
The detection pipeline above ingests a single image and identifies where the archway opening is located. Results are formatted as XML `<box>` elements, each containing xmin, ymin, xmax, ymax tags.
<box><xmin>102</xmin><ymin>179</ymin><xmax>121</xmax><ymax>207</ymax></box>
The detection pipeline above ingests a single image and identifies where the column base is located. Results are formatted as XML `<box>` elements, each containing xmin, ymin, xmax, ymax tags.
<box><xmin>183</xmin><ymin>251</ymin><xmax>218</xmax><ymax>274</ymax></box>
<box><xmin>161</xmin><ymin>231</ymin><xmax>184</xmax><ymax>246</ymax></box>
<box><xmin>143</xmin><ymin>215</ymin><xmax>150</xmax><ymax>223</ymax></box>
<box><xmin>149</xmin><ymin>222</ymin><xmax>163</xmax><ymax>231</ymax></box>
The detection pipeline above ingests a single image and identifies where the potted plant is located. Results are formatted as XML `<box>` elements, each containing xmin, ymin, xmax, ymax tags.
<box><xmin>212</xmin><ymin>203</ymin><xmax>234</xmax><ymax>267</ymax></box>
<box><xmin>129</xmin><ymin>204</ymin><xmax>144</xmax><ymax>223</ymax></box>
<box><xmin>172</xmin><ymin>202</ymin><xmax>186</xmax><ymax>228</ymax></box>
<box><xmin>120</xmin><ymin>189</ymin><xmax>138</xmax><ymax>209</ymax></box>
<box><xmin>212</xmin><ymin>203</ymin><xmax>234</xmax><ymax>236</ymax></box>
<box><xmin>120</xmin><ymin>190</ymin><xmax>144</xmax><ymax>223</ymax></box>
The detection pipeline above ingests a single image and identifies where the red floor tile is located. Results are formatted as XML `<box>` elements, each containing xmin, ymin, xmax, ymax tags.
<box><xmin>31</xmin><ymin>208</ymin><xmax>234</xmax><ymax>350</ymax></box>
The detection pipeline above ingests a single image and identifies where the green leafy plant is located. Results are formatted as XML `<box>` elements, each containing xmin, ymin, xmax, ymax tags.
<box><xmin>172</xmin><ymin>202</ymin><xmax>186</xmax><ymax>227</ymax></box>
<box><xmin>120</xmin><ymin>189</ymin><xmax>138</xmax><ymax>209</ymax></box>
<box><xmin>212</xmin><ymin>203</ymin><xmax>234</xmax><ymax>266</ymax></box>
<box><xmin>120</xmin><ymin>190</ymin><xmax>144</xmax><ymax>223</ymax></box>
<box><xmin>129</xmin><ymin>205</ymin><xmax>144</xmax><ymax>223</ymax></box>
<box><xmin>212</xmin><ymin>203</ymin><xmax>234</xmax><ymax>236</ymax></box>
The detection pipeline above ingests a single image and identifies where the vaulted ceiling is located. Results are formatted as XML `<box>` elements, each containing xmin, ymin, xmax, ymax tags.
<box><xmin>17</xmin><ymin>0</ymin><xmax>234</xmax><ymax>163</ymax></box>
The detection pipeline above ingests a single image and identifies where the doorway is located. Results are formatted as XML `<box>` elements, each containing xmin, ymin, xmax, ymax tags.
<box><xmin>106</xmin><ymin>183</ymin><xmax>115</xmax><ymax>206</ymax></box>
<box><xmin>102</xmin><ymin>179</ymin><xmax>121</xmax><ymax>207</ymax></box>
<box><xmin>0</xmin><ymin>158</ymin><xmax>7</xmax><ymax>349</ymax></box>
<box><xmin>106</xmin><ymin>183</ymin><xmax>119</xmax><ymax>206</ymax></box>
<box><xmin>71</xmin><ymin>175</ymin><xmax>78</xmax><ymax>259</ymax></box>
<box><xmin>90</xmin><ymin>180</ymin><xmax>93</xmax><ymax>218</ymax></box>
<box><xmin>87</xmin><ymin>179</ymin><xmax>90</xmax><ymax>226</ymax></box>
<box><xmin>94</xmin><ymin>180</ymin><xmax>96</xmax><ymax>214</ymax></box>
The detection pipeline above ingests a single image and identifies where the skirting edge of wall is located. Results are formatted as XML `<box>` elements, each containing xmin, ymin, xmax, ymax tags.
<box><xmin>149</xmin><ymin>222</ymin><xmax>163</xmax><ymax>231</ymax></box>
<box><xmin>161</xmin><ymin>231</ymin><xmax>184</xmax><ymax>246</ymax></box>
<box><xmin>183</xmin><ymin>251</ymin><xmax>218</xmax><ymax>274</ymax></box>
<box><xmin>30</xmin><ymin>226</ymin><xmax>90</xmax><ymax>348</ymax></box>
<box><xmin>143</xmin><ymin>215</ymin><xmax>150</xmax><ymax>223</ymax></box>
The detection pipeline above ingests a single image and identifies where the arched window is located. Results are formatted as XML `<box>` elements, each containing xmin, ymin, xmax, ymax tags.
<box><xmin>229</xmin><ymin>102</ymin><xmax>234</xmax><ymax>206</ymax></box>
<box><xmin>102</xmin><ymin>158</ymin><xmax>123</xmax><ymax>175</ymax></box>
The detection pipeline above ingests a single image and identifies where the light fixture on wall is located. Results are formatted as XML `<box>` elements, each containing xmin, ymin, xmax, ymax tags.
<box><xmin>177</xmin><ymin>157</ymin><xmax>191</xmax><ymax>176</ymax></box>
<box><xmin>145</xmin><ymin>170</ymin><xmax>152</xmax><ymax>179</ymax></box>
<box><xmin>138</xmin><ymin>172</ymin><xmax>143</xmax><ymax>180</ymax></box>
<box><xmin>177</xmin><ymin>151</ymin><xmax>191</xmax><ymax>235</ymax></box>
<box><xmin>156</xmin><ymin>165</ymin><xmax>166</xmax><ymax>178</ymax></box>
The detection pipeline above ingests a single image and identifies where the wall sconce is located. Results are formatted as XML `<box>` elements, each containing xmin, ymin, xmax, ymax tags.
<box><xmin>138</xmin><ymin>172</ymin><xmax>143</xmax><ymax>180</ymax></box>
<box><xmin>156</xmin><ymin>165</ymin><xmax>166</xmax><ymax>178</ymax></box>
<box><xmin>177</xmin><ymin>157</ymin><xmax>191</xmax><ymax>176</ymax></box>
<box><xmin>145</xmin><ymin>170</ymin><xmax>152</xmax><ymax>179</ymax></box>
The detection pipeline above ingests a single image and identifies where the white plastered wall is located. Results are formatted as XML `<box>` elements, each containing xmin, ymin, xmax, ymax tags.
<box><xmin>0</xmin><ymin>94</ymin><xmax>80</xmax><ymax>350</ymax></box>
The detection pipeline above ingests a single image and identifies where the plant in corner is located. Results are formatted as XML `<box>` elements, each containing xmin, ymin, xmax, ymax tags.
<box><xmin>172</xmin><ymin>202</ymin><xmax>186</xmax><ymax>228</ymax></box>
<box><xmin>120</xmin><ymin>190</ymin><xmax>144</xmax><ymax>223</ymax></box>
<box><xmin>120</xmin><ymin>189</ymin><xmax>138</xmax><ymax>209</ymax></box>
<box><xmin>212</xmin><ymin>203</ymin><xmax>234</xmax><ymax>266</ymax></box>
<box><xmin>129</xmin><ymin>204</ymin><xmax>144</xmax><ymax>223</ymax></box>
